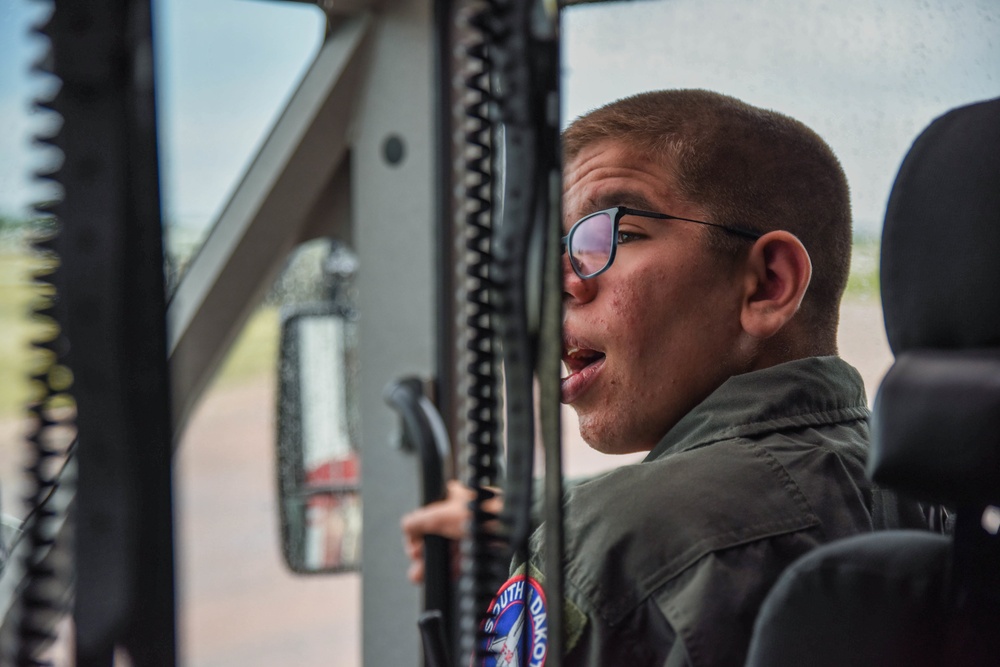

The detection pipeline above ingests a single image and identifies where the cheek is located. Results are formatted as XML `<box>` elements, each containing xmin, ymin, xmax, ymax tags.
<box><xmin>607</xmin><ymin>267</ymin><xmax>682</xmax><ymax>341</ymax></box>
<box><xmin>608</xmin><ymin>284</ymin><xmax>641</xmax><ymax>321</ymax></box>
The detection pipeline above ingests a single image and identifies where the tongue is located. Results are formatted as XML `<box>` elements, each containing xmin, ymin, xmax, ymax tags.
<box><xmin>565</xmin><ymin>352</ymin><xmax>604</xmax><ymax>376</ymax></box>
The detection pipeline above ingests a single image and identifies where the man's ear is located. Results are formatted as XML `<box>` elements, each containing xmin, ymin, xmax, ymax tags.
<box><xmin>740</xmin><ymin>231</ymin><xmax>812</xmax><ymax>339</ymax></box>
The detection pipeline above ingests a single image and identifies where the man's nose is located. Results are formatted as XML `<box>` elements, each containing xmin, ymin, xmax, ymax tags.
<box><xmin>562</xmin><ymin>252</ymin><xmax>598</xmax><ymax>304</ymax></box>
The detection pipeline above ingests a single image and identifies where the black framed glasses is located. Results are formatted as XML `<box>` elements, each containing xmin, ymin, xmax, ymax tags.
<box><xmin>561</xmin><ymin>205</ymin><xmax>762</xmax><ymax>280</ymax></box>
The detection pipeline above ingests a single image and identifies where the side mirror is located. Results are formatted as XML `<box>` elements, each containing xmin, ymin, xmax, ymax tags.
<box><xmin>276</xmin><ymin>302</ymin><xmax>361</xmax><ymax>574</ymax></box>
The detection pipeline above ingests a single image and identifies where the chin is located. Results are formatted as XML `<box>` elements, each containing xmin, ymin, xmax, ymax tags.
<box><xmin>578</xmin><ymin>419</ymin><xmax>652</xmax><ymax>456</ymax></box>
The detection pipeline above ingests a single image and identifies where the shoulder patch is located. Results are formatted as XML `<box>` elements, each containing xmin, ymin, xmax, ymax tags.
<box><xmin>479</xmin><ymin>573</ymin><xmax>548</xmax><ymax>666</ymax></box>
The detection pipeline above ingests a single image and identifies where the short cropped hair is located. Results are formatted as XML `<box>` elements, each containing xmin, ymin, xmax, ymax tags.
<box><xmin>563</xmin><ymin>89</ymin><xmax>852</xmax><ymax>340</ymax></box>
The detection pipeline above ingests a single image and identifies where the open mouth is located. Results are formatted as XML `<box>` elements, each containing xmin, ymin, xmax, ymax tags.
<box><xmin>561</xmin><ymin>343</ymin><xmax>606</xmax><ymax>404</ymax></box>
<box><xmin>562</xmin><ymin>345</ymin><xmax>606</xmax><ymax>377</ymax></box>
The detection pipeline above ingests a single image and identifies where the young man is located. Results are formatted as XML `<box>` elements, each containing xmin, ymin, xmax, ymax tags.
<box><xmin>403</xmin><ymin>90</ymin><xmax>934</xmax><ymax>666</ymax></box>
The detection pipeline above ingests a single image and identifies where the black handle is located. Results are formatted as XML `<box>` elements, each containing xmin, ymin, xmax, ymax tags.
<box><xmin>418</xmin><ymin>610</ymin><xmax>452</xmax><ymax>667</ymax></box>
<box><xmin>383</xmin><ymin>377</ymin><xmax>454</xmax><ymax>661</ymax></box>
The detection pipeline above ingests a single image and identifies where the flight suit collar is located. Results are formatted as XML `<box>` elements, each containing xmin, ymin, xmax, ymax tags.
<box><xmin>644</xmin><ymin>356</ymin><xmax>870</xmax><ymax>462</ymax></box>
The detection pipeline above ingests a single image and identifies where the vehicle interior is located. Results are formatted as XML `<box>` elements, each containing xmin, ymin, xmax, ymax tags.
<box><xmin>0</xmin><ymin>1</ymin><xmax>997</xmax><ymax>666</ymax></box>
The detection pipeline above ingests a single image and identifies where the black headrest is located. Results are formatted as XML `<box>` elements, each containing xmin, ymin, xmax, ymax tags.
<box><xmin>872</xmin><ymin>98</ymin><xmax>1000</xmax><ymax>506</ymax></box>
<box><xmin>872</xmin><ymin>350</ymin><xmax>1000</xmax><ymax>506</ymax></box>
<box><xmin>880</xmin><ymin>97</ymin><xmax>1000</xmax><ymax>352</ymax></box>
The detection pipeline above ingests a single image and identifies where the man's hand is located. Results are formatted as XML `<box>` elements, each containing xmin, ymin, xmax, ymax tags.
<box><xmin>400</xmin><ymin>480</ymin><xmax>502</xmax><ymax>584</ymax></box>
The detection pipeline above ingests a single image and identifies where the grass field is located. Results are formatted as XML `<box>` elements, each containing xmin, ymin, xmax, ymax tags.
<box><xmin>0</xmin><ymin>239</ymin><xmax>883</xmax><ymax>418</ymax></box>
<box><xmin>0</xmin><ymin>250</ymin><xmax>54</xmax><ymax>418</ymax></box>
<box><xmin>0</xmin><ymin>248</ymin><xmax>280</xmax><ymax>418</ymax></box>
<box><xmin>212</xmin><ymin>305</ymin><xmax>280</xmax><ymax>387</ymax></box>
<box><xmin>844</xmin><ymin>237</ymin><xmax>880</xmax><ymax>300</ymax></box>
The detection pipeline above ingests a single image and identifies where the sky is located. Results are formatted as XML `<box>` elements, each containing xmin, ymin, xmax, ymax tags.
<box><xmin>561</xmin><ymin>0</ymin><xmax>1000</xmax><ymax>235</ymax></box>
<box><xmin>1</xmin><ymin>0</ymin><xmax>998</xmax><ymax>246</ymax></box>
<box><xmin>0</xmin><ymin>0</ymin><xmax>325</xmax><ymax>230</ymax></box>
<box><xmin>0</xmin><ymin>0</ymin><xmax>57</xmax><ymax>218</ymax></box>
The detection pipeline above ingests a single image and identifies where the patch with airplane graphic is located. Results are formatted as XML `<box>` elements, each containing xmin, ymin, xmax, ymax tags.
<box><xmin>479</xmin><ymin>573</ymin><xmax>548</xmax><ymax>666</ymax></box>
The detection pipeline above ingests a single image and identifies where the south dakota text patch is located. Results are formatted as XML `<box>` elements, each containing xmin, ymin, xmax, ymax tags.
<box><xmin>480</xmin><ymin>574</ymin><xmax>548</xmax><ymax>666</ymax></box>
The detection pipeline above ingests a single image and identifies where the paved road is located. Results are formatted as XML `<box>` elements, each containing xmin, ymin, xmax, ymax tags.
<box><xmin>176</xmin><ymin>378</ymin><xmax>361</xmax><ymax>667</ymax></box>
<box><xmin>0</xmin><ymin>298</ymin><xmax>891</xmax><ymax>666</ymax></box>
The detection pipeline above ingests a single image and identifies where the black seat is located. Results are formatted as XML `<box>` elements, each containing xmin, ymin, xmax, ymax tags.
<box><xmin>745</xmin><ymin>97</ymin><xmax>1000</xmax><ymax>667</ymax></box>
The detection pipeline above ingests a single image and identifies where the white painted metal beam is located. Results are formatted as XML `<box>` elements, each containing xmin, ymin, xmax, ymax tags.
<box><xmin>167</xmin><ymin>14</ymin><xmax>373</xmax><ymax>434</ymax></box>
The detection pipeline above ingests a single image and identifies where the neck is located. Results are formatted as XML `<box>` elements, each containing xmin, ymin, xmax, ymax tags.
<box><xmin>746</xmin><ymin>324</ymin><xmax>838</xmax><ymax>373</ymax></box>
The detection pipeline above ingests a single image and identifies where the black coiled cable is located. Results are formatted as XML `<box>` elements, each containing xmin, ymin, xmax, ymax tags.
<box><xmin>17</xmin><ymin>230</ymin><xmax>73</xmax><ymax>667</ymax></box>
<box><xmin>469</xmin><ymin>0</ymin><xmax>564</xmax><ymax>663</ymax></box>
<box><xmin>16</xmin><ymin>3</ymin><xmax>74</xmax><ymax>665</ymax></box>
<box><xmin>456</xmin><ymin>1</ymin><xmax>513</xmax><ymax>664</ymax></box>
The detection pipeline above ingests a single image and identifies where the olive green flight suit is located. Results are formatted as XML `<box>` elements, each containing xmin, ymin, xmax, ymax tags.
<box><xmin>526</xmin><ymin>356</ymin><xmax>935</xmax><ymax>666</ymax></box>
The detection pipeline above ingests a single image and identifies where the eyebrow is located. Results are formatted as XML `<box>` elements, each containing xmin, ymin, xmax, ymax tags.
<box><xmin>582</xmin><ymin>191</ymin><xmax>659</xmax><ymax>215</ymax></box>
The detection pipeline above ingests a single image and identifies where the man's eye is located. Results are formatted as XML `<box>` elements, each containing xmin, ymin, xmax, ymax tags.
<box><xmin>616</xmin><ymin>230</ymin><xmax>643</xmax><ymax>245</ymax></box>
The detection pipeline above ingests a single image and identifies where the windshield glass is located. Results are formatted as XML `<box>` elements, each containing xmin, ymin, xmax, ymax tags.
<box><xmin>156</xmin><ymin>0</ymin><xmax>325</xmax><ymax>290</ymax></box>
<box><xmin>564</xmin><ymin>0</ymin><xmax>999</xmax><ymax>240</ymax></box>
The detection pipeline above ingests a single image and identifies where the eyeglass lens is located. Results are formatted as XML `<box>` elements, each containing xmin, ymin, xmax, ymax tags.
<box><xmin>570</xmin><ymin>211</ymin><xmax>614</xmax><ymax>277</ymax></box>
